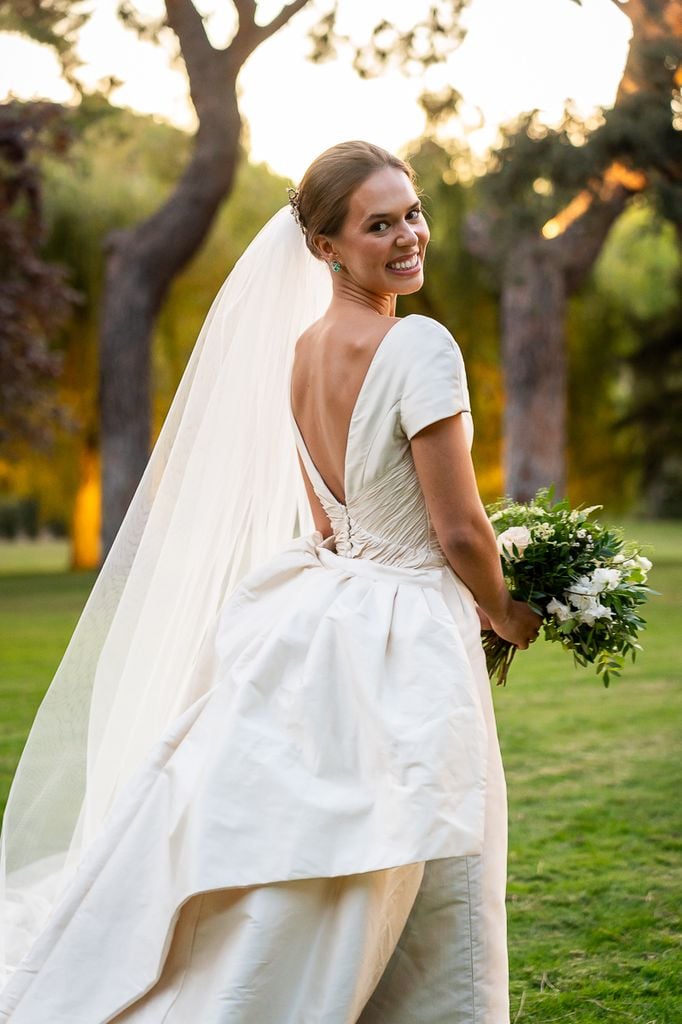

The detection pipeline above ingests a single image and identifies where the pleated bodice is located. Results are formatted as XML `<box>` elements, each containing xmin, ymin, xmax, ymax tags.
<box><xmin>289</xmin><ymin>314</ymin><xmax>474</xmax><ymax>569</ymax></box>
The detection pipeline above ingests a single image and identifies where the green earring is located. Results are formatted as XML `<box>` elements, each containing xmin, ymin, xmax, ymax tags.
<box><xmin>331</xmin><ymin>259</ymin><xmax>342</xmax><ymax>273</ymax></box>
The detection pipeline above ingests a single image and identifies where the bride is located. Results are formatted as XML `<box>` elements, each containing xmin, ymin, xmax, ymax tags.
<box><xmin>0</xmin><ymin>140</ymin><xmax>540</xmax><ymax>1023</ymax></box>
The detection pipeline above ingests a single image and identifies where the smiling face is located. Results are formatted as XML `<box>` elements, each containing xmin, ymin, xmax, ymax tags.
<box><xmin>314</xmin><ymin>166</ymin><xmax>430</xmax><ymax>300</ymax></box>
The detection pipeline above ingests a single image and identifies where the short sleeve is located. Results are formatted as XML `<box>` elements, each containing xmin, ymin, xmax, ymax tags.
<box><xmin>399</xmin><ymin>317</ymin><xmax>471</xmax><ymax>440</ymax></box>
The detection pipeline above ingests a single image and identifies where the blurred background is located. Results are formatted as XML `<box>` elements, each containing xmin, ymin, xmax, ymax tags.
<box><xmin>1</xmin><ymin>7</ymin><xmax>680</xmax><ymax>1020</ymax></box>
<box><xmin>0</xmin><ymin>0</ymin><xmax>680</xmax><ymax>568</ymax></box>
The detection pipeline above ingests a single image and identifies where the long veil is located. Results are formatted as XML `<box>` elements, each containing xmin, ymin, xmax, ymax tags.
<box><xmin>0</xmin><ymin>205</ymin><xmax>332</xmax><ymax>979</ymax></box>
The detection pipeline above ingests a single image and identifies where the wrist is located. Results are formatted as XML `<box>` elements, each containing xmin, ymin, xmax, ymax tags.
<box><xmin>483</xmin><ymin>590</ymin><xmax>513</xmax><ymax>625</ymax></box>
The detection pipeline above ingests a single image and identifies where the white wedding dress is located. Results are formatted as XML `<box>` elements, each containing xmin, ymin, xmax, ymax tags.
<box><xmin>0</xmin><ymin>314</ymin><xmax>508</xmax><ymax>1023</ymax></box>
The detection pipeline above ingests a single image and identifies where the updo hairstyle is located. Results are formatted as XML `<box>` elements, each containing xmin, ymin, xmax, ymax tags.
<box><xmin>289</xmin><ymin>141</ymin><xmax>418</xmax><ymax>260</ymax></box>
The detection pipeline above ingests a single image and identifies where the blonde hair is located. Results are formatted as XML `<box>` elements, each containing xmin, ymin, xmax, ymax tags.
<box><xmin>293</xmin><ymin>140</ymin><xmax>418</xmax><ymax>259</ymax></box>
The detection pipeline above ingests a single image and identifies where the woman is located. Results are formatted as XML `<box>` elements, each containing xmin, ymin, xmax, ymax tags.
<box><xmin>0</xmin><ymin>141</ymin><xmax>540</xmax><ymax>1022</ymax></box>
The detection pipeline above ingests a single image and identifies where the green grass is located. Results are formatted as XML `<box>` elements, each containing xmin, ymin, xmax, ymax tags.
<box><xmin>1</xmin><ymin>526</ymin><xmax>680</xmax><ymax>1022</ymax></box>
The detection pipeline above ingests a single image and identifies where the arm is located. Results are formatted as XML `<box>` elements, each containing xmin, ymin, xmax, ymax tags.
<box><xmin>410</xmin><ymin>413</ymin><xmax>541</xmax><ymax>649</ymax></box>
<box><xmin>296</xmin><ymin>451</ymin><xmax>334</xmax><ymax>539</ymax></box>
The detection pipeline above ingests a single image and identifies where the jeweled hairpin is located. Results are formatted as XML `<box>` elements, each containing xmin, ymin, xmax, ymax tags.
<box><xmin>287</xmin><ymin>186</ymin><xmax>302</xmax><ymax>228</ymax></box>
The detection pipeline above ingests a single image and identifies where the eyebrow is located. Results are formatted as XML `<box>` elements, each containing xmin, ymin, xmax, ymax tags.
<box><xmin>362</xmin><ymin>201</ymin><xmax>421</xmax><ymax>225</ymax></box>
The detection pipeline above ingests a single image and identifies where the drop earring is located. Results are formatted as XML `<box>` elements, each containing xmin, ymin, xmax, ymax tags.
<box><xmin>330</xmin><ymin>259</ymin><xmax>342</xmax><ymax>273</ymax></box>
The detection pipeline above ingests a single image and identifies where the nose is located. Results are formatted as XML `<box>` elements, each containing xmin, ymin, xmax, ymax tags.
<box><xmin>396</xmin><ymin>219</ymin><xmax>420</xmax><ymax>247</ymax></box>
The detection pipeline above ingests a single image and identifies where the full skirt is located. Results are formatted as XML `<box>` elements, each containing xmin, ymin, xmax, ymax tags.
<box><xmin>0</xmin><ymin>533</ymin><xmax>509</xmax><ymax>1023</ymax></box>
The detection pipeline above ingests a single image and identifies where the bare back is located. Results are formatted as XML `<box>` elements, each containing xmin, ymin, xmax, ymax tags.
<box><xmin>290</xmin><ymin>315</ymin><xmax>401</xmax><ymax>505</ymax></box>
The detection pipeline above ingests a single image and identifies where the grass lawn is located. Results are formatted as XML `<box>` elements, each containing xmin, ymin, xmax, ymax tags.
<box><xmin>0</xmin><ymin>524</ymin><xmax>680</xmax><ymax>1022</ymax></box>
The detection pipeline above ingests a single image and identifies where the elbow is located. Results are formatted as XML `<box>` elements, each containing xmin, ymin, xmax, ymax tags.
<box><xmin>440</xmin><ymin>521</ymin><xmax>487</xmax><ymax>559</ymax></box>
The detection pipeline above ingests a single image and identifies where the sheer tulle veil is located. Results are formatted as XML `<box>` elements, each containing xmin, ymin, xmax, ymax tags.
<box><xmin>0</xmin><ymin>205</ymin><xmax>332</xmax><ymax>979</ymax></box>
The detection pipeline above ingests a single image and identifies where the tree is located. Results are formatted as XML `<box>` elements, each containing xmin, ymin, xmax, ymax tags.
<box><xmin>23</xmin><ymin>106</ymin><xmax>289</xmax><ymax>564</ymax></box>
<box><xmin>462</xmin><ymin>0</ymin><xmax>682</xmax><ymax>500</ymax></box>
<box><xmin>4</xmin><ymin>0</ymin><xmax>325</xmax><ymax>554</ymax></box>
<box><xmin>323</xmin><ymin>0</ymin><xmax>682</xmax><ymax>501</ymax></box>
<box><xmin>0</xmin><ymin>0</ymin><xmax>88</xmax><ymax>83</ymax></box>
<box><xmin>99</xmin><ymin>0</ymin><xmax>318</xmax><ymax>555</ymax></box>
<box><xmin>593</xmin><ymin>200</ymin><xmax>682</xmax><ymax>515</ymax></box>
<box><xmin>0</xmin><ymin>100</ymin><xmax>78</xmax><ymax>456</ymax></box>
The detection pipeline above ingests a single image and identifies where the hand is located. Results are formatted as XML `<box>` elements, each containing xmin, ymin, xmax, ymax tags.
<box><xmin>489</xmin><ymin>600</ymin><xmax>542</xmax><ymax>650</ymax></box>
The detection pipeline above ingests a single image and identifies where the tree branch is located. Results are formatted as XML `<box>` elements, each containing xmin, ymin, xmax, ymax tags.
<box><xmin>552</xmin><ymin>180</ymin><xmax>633</xmax><ymax>291</ymax></box>
<box><xmin>259</xmin><ymin>0</ymin><xmax>310</xmax><ymax>43</ymax></box>
<box><xmin>229</xmin><ymin>0</ymin><xmax>310</xmax><ymax>62</ymax></box>
<box><xmin>232</xmin><ymin>0</ymin><xmax>257</xmax><ymax>27</ymax></box>
<box><xmin>164</xmin><ymin>0</ymin><xmax>214</xmax><ymax>74</ymax></box>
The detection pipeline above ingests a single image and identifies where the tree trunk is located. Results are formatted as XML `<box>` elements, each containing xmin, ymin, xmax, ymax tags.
<box><xmin>460</xmin><ymin>0</ymin><xmax>677</xmax><ymax>502</ymax></box>
<box><xmin>100</xmin><ymin>84</ymin><xmax>242</xmax><ymax>550</ymax></box>
<box><xmin>466</xmin><ymin>174</ymin><xmax>635</xmax><ymax>501</ymax></box>
<box><xmin>99</xmin><ymin>95</ymin><xmax>240</xmax><ymax>552</ymax></box>
<box><xmin>500</xmin><ymin>182</ymin><xmax>635</xmax><ymax>500</ymax></box>
<box><xmin>500</xmin><ymin>236</ymin><xmax>568</xmax><ymax>500</ymax></box>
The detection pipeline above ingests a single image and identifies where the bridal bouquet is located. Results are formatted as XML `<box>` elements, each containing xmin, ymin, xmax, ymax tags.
<box><xmin>483</xmin><ymin>489</ymin><xmax>653</xmax><ymax>687</ymax></box>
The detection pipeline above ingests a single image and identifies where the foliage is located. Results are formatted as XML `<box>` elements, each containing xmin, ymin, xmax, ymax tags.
<box><xmin>0</xmin><ymin>0</ymin><xmax>89</xmax><ymax>82</ymax></box>
<box><xmin>309</xmin><ymin>2</ymin><xmax>470</xmax><ymax>78</ymax></box>
<box><xmin>592</xmin><ymin>200</ymin><xmax>682</xmax><ymax>516</ymax></box>
<box><xmin>484</xmin><ymin>489</ymin><xmax>653</xmax><ymax>687</ymax></box>
<box><xmin>0</xmin><ymin>101</ymin><xmax>79</xmax><ymax>458</ymax></box>
<box><xmin>595</xmin><ymin>197</ymin><xmax>681</xmax><ymax>323</ymax></box>
<box><xmin>399</xmin><ymin>138</ymin><xmax>681</xmax><ymax>515</ymax></box>
<box><xmin>620</xmin><ymin>308</ymin><xmax>682</xmax><ymax>518</ymax></box>
<box><xmin>1</xmin><ymin>104</ymin><xmax>291</xmax><ymax>536</ymax></box>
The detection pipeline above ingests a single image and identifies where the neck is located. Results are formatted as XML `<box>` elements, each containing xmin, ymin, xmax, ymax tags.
<box><xmin>330</xmin><ymin>276</ymin><xmax>395</xmax><ymax>317</ymax></box>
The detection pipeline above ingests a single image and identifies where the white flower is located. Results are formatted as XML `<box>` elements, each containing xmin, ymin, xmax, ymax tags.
<box><xmin>571</xmin><ymin>505</ymin><xmax>601</xmax><ymax>522</ymax></box>
<box><xmin>488</xmin><ymin>510</ymin><xmax>504</xmax><ymax>523</ymax></box>
<box><xmin>582</xmin><ymin>505</ymin><xmax>602</xmax><ymax>518</ymax></box>
<box><xmin>576</xmin><ymin>528</ymin><xmax>587</xmax><ymax>539</ymax></box>
<box><xmin>621</xmin><ymin>554</ymin><xmax>652</xmax><ymax>580</ymax></box>
<box><xmin>577</xmin><ymin>601</ymin><xmax>614</xmax><ymax>627</ymax></box>
<box><xmin>569</xmin><ymin>592</ymin><xmax>599</xmax><ymax>612</ymax></box>
<box><xmin>591</xmin><ymin>567</ymin><xmax>622</xmax><ymax>591</ymax></box>
<box><xmin>569</xmin><ymin>575</ymin><xmax>603</xmax><ymax>597</ymax></box>
<box><xmin>547</xmin><ymin>597</ymin><xmax>572</xmax><ymax>622</ymax></box>
<box><xmin>533</xmin><ymin>522</ymin><xmax>555</xmax><ymax>541</ymax></box>
<box><xmin>496</xmin><ymin>526</ymin><xmax>532</xmax><ymax>559</ymax></box>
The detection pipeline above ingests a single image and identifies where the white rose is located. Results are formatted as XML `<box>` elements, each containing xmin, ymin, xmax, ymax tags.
<box><xmin>569</xmin><ymin>575</ymin><xmax>602</xmax><ymax>597</ymax></box>
<box><xmin>577</xmin><ymin>601</ymin><xmax>613</xmax><ymax>627</ymax></box>
<box><xmin>547</xmin><ymin>597</ymin><xmax>572</xmax><ymax>622</ymax></box>
<box><xmin>569</xmin><ymin>592</ymin><xmax>599</xmax><ymax>613</ymax></box>
<box><xmin>592</xmin><ymin>567</ymin><xmax>621</xmax><ymax>591</ymax></box>
<box><xmin>496</xmin><ymin>526</ymin><xmax>532</xmax><ymax>559</ymax></box>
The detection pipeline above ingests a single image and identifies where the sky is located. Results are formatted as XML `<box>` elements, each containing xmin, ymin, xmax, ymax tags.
<box><xmin>0</xmin><ymin>0</ymin><xmax>632</xmax><ymax>181</ymax></box>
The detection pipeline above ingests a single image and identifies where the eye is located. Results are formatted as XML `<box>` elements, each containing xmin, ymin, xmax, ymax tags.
<box><xmin>370</xmin><ymin>220</ymin><xmax>390</xmax><ymax>232</ymax></box>
<box><xmin>407</xmin><ymin>206</ymin><xmax>422</xmax><ymax>220</ymax></box>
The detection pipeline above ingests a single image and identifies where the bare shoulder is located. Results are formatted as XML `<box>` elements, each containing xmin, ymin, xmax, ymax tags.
<box><xmin>295</xmin><ymin>313</ymin><xmax>403</xmax><ymax>365</ymax></box>
<box><xmin>293</xmin><ymin>318</ymin><xmax>323</xmax><ymax>354</ymax></box>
